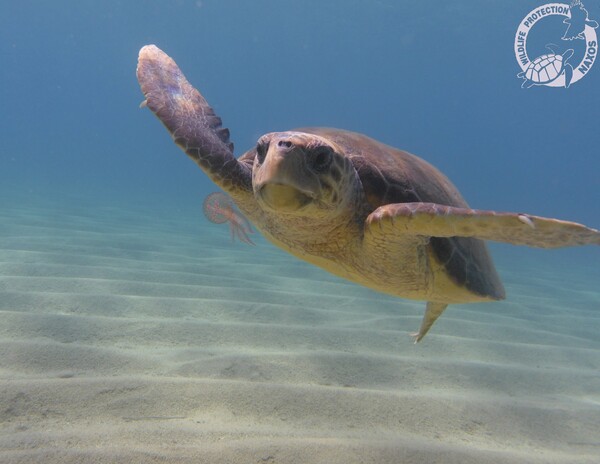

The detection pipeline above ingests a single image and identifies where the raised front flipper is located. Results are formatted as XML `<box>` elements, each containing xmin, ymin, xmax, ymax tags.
<box><xmin>137</xmin><ymin>45</ymin><xmax>252</xmax><ymax>195</ymax></box>
<box><xmin>366</xmin><ymin>203</ymin><xmax>600</xmax><ymax>248</ymax></box>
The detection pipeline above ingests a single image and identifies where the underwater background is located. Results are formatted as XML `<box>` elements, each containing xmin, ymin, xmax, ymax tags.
<box><xmin>1</xmin><ymin>1</ymin><xmax>599</xmax><ymax>463</ymax></box>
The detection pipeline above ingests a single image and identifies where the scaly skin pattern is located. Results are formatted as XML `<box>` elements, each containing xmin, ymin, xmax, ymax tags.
<box><xmin>137</xmin><ymin>45</ymin><xmax>600</xmax><ymax>342</ymax></box>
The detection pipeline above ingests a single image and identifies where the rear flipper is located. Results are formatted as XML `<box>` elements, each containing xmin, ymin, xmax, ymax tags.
<box><xmin>411</xmin><ymin>302</ymin><xmax>448</xmax><ymax>343</ymax></box>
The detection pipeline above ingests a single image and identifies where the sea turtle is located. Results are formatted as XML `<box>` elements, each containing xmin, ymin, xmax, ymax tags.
<box><xmin>137</xmin><ymin>45</ymin><xmax>600</xmax><ymax>342</ymax></box>
<box><xmin>518</xmin><ymin>44</ymin><xmax>575</xmax><ymax>88</ymax></box>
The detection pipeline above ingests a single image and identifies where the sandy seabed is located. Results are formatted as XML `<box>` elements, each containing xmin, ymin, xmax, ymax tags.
<box><xmin>1</xmin><ymin>196</ymin><xmax>599</xmax><ymax>464</ymax></box>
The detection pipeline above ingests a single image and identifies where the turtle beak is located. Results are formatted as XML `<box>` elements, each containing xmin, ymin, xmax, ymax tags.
<box><xmin>254</xmin><ymin>134</ymin><xmax>320</xmax><ymax>212</ymax></box>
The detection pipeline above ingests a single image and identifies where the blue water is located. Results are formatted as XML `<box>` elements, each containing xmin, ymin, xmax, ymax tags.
<box><xmin>1</xmin><ymin>1</ymin><xmax>599</xmax><ymax>462</ymax></box>
<box><xmin>1</xmin><ymin>1</ymin><xmax>598</xmax><ymax>218</ymax></box>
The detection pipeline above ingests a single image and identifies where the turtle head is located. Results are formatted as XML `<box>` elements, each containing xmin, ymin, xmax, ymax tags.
<box><xmin>252</xmin><ymin>131</ymin><xmax>359</xmax><ymax>219</ymax></box>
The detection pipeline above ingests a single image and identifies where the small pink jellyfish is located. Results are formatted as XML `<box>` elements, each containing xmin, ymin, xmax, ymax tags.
<box><xmin>202</xmin><ymin>192</ymin><xmax>255</xmax><ymax>245</ymax></box>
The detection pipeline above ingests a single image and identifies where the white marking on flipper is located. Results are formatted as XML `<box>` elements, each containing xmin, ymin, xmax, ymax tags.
<box><xmin>518</xmin><ymin>214</ymin><xmax>535</xmax><ymax>229</ymax></box>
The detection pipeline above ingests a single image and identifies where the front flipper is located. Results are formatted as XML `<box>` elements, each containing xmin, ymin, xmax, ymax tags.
<box><xmin>564</xmin><ymin>64</ymin><xmax>573</xmax><ymax>88</ymax></box>
<box><xmin>366</xmin><ymin>203</ymin><xmax>600</xmax><ymax>248</ymax></box>
<box><xmin>137</xmin><ymin>45</ymin><xmax>251</xmax><ymax>194</ymax></box>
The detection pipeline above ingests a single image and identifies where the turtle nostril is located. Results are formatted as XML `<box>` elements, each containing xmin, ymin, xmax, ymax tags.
<box><xmin>277</xmin><ymin>140</ymin><xmax>293</xmax><ymax>149</ymax></box>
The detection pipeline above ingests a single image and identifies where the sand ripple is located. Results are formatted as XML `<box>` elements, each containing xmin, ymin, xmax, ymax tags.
<box><xmin>1</xmin><ymin>203</ymin><xmax>599</xmax><ymax>463</ymax></box>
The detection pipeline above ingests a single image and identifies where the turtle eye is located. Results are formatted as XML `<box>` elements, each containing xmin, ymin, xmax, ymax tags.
<box><xmin>256</xmin><ymin>141</ymin><xmax>268</xmax><ymax>163</ymax></box>
<box><xmin>311</xmin><ymin>147</ymin><xmax>332</xmax><ymax>172</ymax></box>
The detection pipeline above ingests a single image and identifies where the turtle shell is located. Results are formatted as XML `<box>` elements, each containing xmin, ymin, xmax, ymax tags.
<box><xmin>525</xmin><ymin>54</ymin><xmax>564</xmax><ymax>84</ymax></box>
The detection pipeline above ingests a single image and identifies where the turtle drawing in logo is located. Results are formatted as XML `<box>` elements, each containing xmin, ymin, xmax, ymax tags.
<box><xmin>562</xmin><ymin>0</ymin><xmax>598</xmax><ymax>41</ymax></box>
<box><xmin>517</xmin><ymin>44</ymin><xmax>574</xmax><ymax>88</ymax></box>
